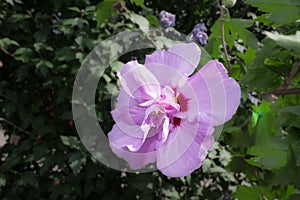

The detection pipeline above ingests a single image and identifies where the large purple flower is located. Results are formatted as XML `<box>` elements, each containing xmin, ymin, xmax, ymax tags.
<box><xmin>108</xmin><ymin>43</ymin><xmax>241</xmax><ymax>177</ymax></box>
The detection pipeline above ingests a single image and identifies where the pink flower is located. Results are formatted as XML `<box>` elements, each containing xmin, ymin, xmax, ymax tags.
<box><xmin>108</xmin><ymin>43</ymin><xmax>241</xmax><ymax>177</ymax></box>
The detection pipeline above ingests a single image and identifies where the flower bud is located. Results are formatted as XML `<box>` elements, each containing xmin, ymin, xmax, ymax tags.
<box><xmin>192</xmin><ymin>30</ymin><xmax>208</xmax><ymax>46</ymax></box>
<box><xmin>159</xmin><ymin>10</ymin><xmax>176</xmax><ymax>28</ymax></box>
<box><xmin>221</xmin><ymin>0</ymin><xmax>237</xmax><ymax>8</ymax></box>
<box><xmin>193</xmin><ymin>23</ymin><xmax>207</xmax><ymax>33</ymax></box>
<box><xmin>191</xmin><ymin>23</ymin><xmax>208</xmax><ymax>46</ymax></box>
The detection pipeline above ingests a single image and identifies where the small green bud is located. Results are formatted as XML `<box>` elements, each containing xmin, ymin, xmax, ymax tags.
<box><xmin>222</xmin><ymin>0</ymin><xmax>237</xmax><ymax>8</ymax></box>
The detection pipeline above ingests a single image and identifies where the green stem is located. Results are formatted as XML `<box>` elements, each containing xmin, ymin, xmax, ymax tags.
<box><xmin>220</xmin><ymin>5</ymin><xmax>231</xmax><ymax>72</ymax></box>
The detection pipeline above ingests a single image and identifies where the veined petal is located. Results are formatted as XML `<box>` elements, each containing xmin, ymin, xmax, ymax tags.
<box><xmin>144</xmin><ymin>63</ymin><xmax>188</xmax><ymax>90</ymax></box>
<box><xmin>118</xmin><ymin>60</ymin><xmax>161</xmax><ymax>101</ymax></box>
<box><xmin>156</xmin><ymin>119</ymin><xmax>199</xmax><ymax>173</ymax></box>
<box><xmin>108</xmin><ymin>124</ymin><xmax>144</xmax><ymax>152</ymax></box>
<box><xmin>183</xmin><ymin>60</ymin><xmax>241</xmax><ymax>126</ymax></box>
<box><xmin>158</xmin><ymin>123</ymin><xmax>214</xmax><ymax>177</ymax></box>
<box><xmin>145</xmin><ymin>43</ymin><xmax>201</xmax><ymax>77</ymax></box>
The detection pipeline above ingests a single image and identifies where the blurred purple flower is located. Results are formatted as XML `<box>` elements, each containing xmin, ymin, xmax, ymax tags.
<box><xmin>159</xmin><ymin>10</ymin><xmax>175</xmax><ymax>28</ymax></box>
<box><xmin>192</xmin><ymin>30</ymin><xmax>208</xmax><ymax>46</ymax></box>
<box><xmin>193</xmin><ymin>23</ymin><xmax>207</xmax><ymax>32</ymax></box>
<box><xmin>192</xmin><ymin>23</ymin><xmax>208</xmax><ymax>46</ymax></box>
<box><xmin>108</xmin><ymin>43</ymin><xmax>241</xmax><ymax>177</ymax></box>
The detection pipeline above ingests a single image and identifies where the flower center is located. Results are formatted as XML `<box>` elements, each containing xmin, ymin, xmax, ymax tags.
<box><xmin>139</xmin><ymin>86</ymin><xmax>184</xmax><ymax>142</ymax></box>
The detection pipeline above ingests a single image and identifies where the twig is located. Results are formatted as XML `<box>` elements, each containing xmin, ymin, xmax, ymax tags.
<box><xmin>263</xmin><ymin>196</ymin><xmax>268</xmax><ymax>200</ymax></box>
<box><xmin>116</xmin><ymin>0</ymin><xmax>158</xmax><ymax>49</ymax></box>
<box><xmin>0</xmin><ymin>169</ymin><xmax>20</xmax><ymax>175</ymax></box>
<box><xmin>284</xmin><ymin>63</ymin><xmax>300</xmax><ymax>88</ymax></box>
<box><xmin>268</xmin><ymin>62</ymin><xmax>300</xmax><ymax>96</ymax></box>
<box><xmin>0</xmin><ymin>117</ymin><xmax>30</xmax><ymax>135</ymax></box>
<box><xmin>220</xmin><ymin>5</ymin><xmax>231</xmax><ymax>71</ymax></box>
<box><xmin>271</xmin><ymin>88</ymin><xmax>300</xmax><ymax>95</ymax></box>
<box><xmin>0</xmin><ymin>47</ymin><xmax>14</xmax><ymax>58</ymax></box>
<box><xmin>118</xmin><ymin>0</ymin><xmax>130</xmax><ymax>13</ymax></box>
<box><xmin>146</xmin><ymin>34</ymin><xmax>159</xmax><ymax>50</ymax></box>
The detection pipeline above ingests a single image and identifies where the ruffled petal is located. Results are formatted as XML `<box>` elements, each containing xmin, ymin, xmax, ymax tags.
<box><xmin>156</xmin><ymin>120</ymin><xmax>199</xmax><ymax>173</ymax></box>
<box><xmin>145</xmin><ymin>43</ymin><xmax>201</xmax><ymax>76</ymax></box>
<box><xmin>108</xmin><ymin>124</ymin><xmax>143</xmax><ymax>152</ymax></box>
<box><xmin>118</xmin><ymin>60</ymin><xmax>161</xmax><ymax>101</ymax></box>
<box><xmin>111</xmin><ymin>88</ymin><xmax>146</xmax><ymax>141</ymax></box>
<box><xmin>157</xmin><ymin>121</ymin><xmax>214</xmax><ymax>177</ymax></box>
<box><xmin>108</xmin><ymin>124</ymin><xmax>157</xmax><ymax>169</ymax></box>
<box><xmin>182</xmin><ymin>60</ymin><xmax>241</xmax><ymax>126</ymax></box>
<box><xmin>144</xmin><ymin>63</ymin><xmax>188</xmax><ymax>90</ymax></box>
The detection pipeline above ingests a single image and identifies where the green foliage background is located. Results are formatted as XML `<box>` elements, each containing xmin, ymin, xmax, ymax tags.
<box><xmin>0</xmin><ymin>0</ymin><xmax>300</xmax><ymax>199</ymax></box>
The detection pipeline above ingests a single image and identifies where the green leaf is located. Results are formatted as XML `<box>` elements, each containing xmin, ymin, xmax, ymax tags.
<box><xmin>14</xmin><ymin>47</ymin><xmax>34</xmax><ymax>63</ymax></box>
<box><xmin>68</xmin><ymin>7</ymin><xmax>81</xmax><ymax>13</ymax></box>
<box><xmin>36</xmin><ymin>60</ymin><xmax>53</xmax><ymax>77</ymax></box>
<box><xmin>271</xmin><ymin>144</ymin><xmax>300</xmax><ymax>188</ymax></box>
<box><xmin>229</xmin><ymin>18</ymin><xmax>259</xmax><ymax>50</ymax></box>
<box><xmin>241</xmin><ymin>67</ymin><xmax>281</xmax><ymax>92</ymax></box>
<box><xmin>253</xmin><ymin>38</ymin><xmax>277</xmax><ymax>67</ymax></box>
<box><xmin>280</xmin><ymin>106</ymin><xmax>300</xmax><ymax>116</ymax></box>
<box><xmin>198</xmin><ymin>46</ymin><xmax>212</xmax><ymax>68</ymax></box>
<box><xmin>20</xmin><ymin>172</ymin><xmax>38</xmax><ymax>189</ymax></box>
<box><xmin>110</xmin><ymin>60</ymin><xmax>123</xmax><ymax>72</ymax></box>
<box><xmin>265</xmin><ymin>31</ymin><xmax>300</xmax><ymax>56</ymax></box>
<box><xmin>162</xmin><ymin>185</ymin><xmax>180</xmax><ymax>199</ymax></box>
<box><xmin>279</xmin><ymin>106</ymin><xmax>300</xmax><ymax>129</ymax></box>
<box><xmin>146</xmin><ymin>15</ymin><xmax>160</xmax><ymax>27</ymax></box>
<box><xmin>247</xmin><ymin>101</ymin><xmax>289</xmax><ymax>169</ymax></box>
<box><xmin>247</xmin><ymin>147</ymin><xmax>288</xmax><ymax>169</ymax></box>
<box><xmin>207</xmin><ymin>18</ymin><xmax>259</xmax><ymax>58</ymax></box>
<box><xmin>0</xmin><ymin>173</ymin><xmax>6</xmax><ymax>187</ymax></box>
<box><xmin>60</xmin><ymin>136</ymin><xmax>81</xmax><ymax>150</ymax></box>
<box><xmin>130</xmin><ymin>0</ymin><xmax>144</xmax><ymax>8</ymax></box>
<box><xmin>5</xmin><ymin>0</ymin><xmax>14</xmax><ymax>6</ymax></box>
<box><xmin>237</xmin><ymin>47</ymin><xmax>256</xmax><ymax>68</ymax></box>
<box><xmin>0</xmin><ymin>38</ymin><xmax>19</xmax><ymax>48</ymax></box>
<box><xmin>96</xmin><ymin>0</ymin><xmax>116</xmax><ymax>28</ymax></box>
<box><xmin>246</xmin><ymin>0</ymin><xmax>300</xmax><ymax>24</ymax></box>
<box><xmin>129</xmin><ymin>13</ymin><xmax>149</xmax><ymax>33</ymax></box>
<box><xmin>233</xmin><ymin>185</ymin><xmax>273</xmax><ymax>200</ymax></box>
<box><xmin>69</xmin><ymin>152</ymin><xmax>87</xmax><ymax>175</ymax></box>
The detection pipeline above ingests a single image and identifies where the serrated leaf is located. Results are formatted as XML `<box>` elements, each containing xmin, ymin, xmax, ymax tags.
<box><xmin>246</xmin><ymin>0</ymin><xmax>300</xmax><ymax>24</ymax></box>
<box><xmin>280</xmin><ymin>106</ymin><xmax>300</xmax><ymax>116</ymax></box>
<box><xmin>233</xmin><ymin>185</ymin><xmax>273</xmax><ymax>200</ymax></box>
<box><xmin>229</xmin><ymin>18</ymin><xmax>259</xmax><ymax>50</ymax></box>
<box><xmin>241</xmin><ymin>67</ymin><xmax>281</xmax><ymax>92</ymax></box>
<box><xmin>247</xmin><ymin>101</ymin><xmax>290</xmax><ymax>169</ymax></box>
<box><xmin>265</xmin><ymin>31</ymin><xmax>300</xmax><ymax>56</ymax></box>
<box><xmin>247</xmin><ymin>147</ymin><xmax>288</xmax><ymax>169</ymax></box>
<box><xmin>207</xmin><ymin>18</ymin><xmax>259</xmax><ymax>57</ymax></box>
<box><xmin>129</xmin><ymin>13</ymin><xmax>149</xmax><ymax>33</ymax></box>
<box><xmin>130</xmin><ymin>0</ymin><xmax>144</xmax><ymax>8</ymax></box>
